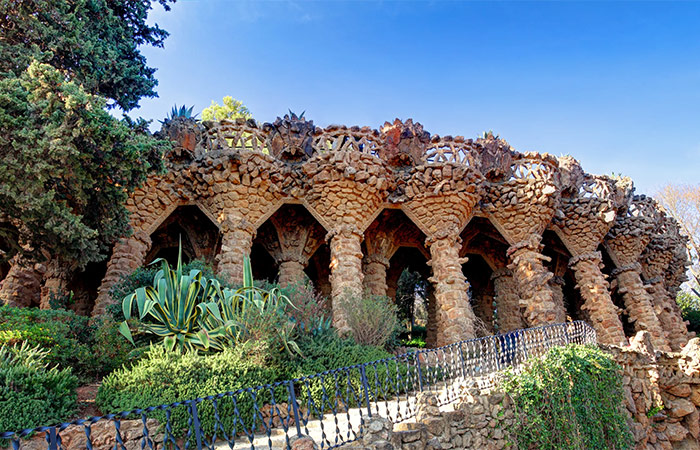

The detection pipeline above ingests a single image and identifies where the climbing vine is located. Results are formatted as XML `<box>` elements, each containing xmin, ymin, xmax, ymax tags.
<box><xmin>500</xmin><ymin>344</ymin><xmax>633</xmax><ymax>450</ymax></box>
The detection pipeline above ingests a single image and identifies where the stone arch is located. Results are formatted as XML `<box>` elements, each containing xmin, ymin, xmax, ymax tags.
<box><xmin>599</xmin><ymin>244</ymin><xmax>636</xmax><ymax>337</ymax></box>
<box><xmin>146</xmin><ymin>204</ymin><xmax>222</xmax><ymax>267</ymax></box>
<box><xmin>252</xmin><ymin>203</ymin><xmax>327</xmax><ymax>287</ymax></box>
<box><xmin>542</xmin><ymin>229</ymin><xmax>583</xmax><ymax>322</ymax></box>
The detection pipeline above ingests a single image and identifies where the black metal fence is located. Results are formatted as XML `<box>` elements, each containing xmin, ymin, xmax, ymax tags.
<box><xmin>0</xmin><ymin>321</ymin><xmax>596</xmax><ymax>450</ymax></box>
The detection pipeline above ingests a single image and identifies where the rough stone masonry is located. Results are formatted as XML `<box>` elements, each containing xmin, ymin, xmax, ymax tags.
<box><xmin>0</xmin><ymin>115</ymin><xmax>694</xmax><ymax>350</ymax></box>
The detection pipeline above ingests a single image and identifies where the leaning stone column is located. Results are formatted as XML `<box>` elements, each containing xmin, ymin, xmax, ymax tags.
<box><xmin>569</xmin><ymin>252</ymin><xmax>626</xmax><ymax>345</ymax></box>
<box><xmin>612</xmin><ymin>263</ymin><xmax>669</xmax><ymax>351</ymax></box>
<box><xmin>426</xmin><ymin>231</ymin><xmax>477</xmax><ymax>347</ymax></box>
<box><xmin>328</xmin><ymin>225</ymin><xmax>364</xmax><ymax>333</ymax></box>
<box><xmin>216</xmin><ymin>218</ymin><xmax>256</xmax><ymax>285</ymax></box>
<box><xmin>93</xmin><ymin>230</ymin><xmax>152</xmax><ymax>316</ymax></box>
<box><xmin>644</xmin><ymin>277</ymin><xmax>688</xmax><ymax>350</ymax></box>
<box><xmin>548</xmin><ymin>276</ymin><xmax>568</xmax><ymax>323</ymax></box>
<box><xmin>507</xmin><ymin>235</ymin><xmax>558</xmax><ymax>327</ymax></box>
<box><xmin>362</xmin><ymin>255</ymin><xmax>390</xmax><ymax>297</ymax></box>
<box><xmin>492</xmin><ymin>268</ymin><xmax>524</xmax><ymax>333</ymax></box>
<box><xmin>0</xmin><ymin>257</ymin><xmax>44</xmax><ymax>308</ymax></box>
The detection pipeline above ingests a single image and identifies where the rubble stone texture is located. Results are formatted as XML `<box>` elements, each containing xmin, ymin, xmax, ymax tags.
<box><xmin>606</xmin><ymin>196</ymin><xmax>673</xmax><ymax>352</ymax></box>
<box><xmin>0</xmin><ymin>116</ymin><xmax>691</xmax><ymax>350</ymax></box>
<box><xmin>491</xmin><ymin>268</ymin><xmax>524</xmax><ymax>333</ymax></box>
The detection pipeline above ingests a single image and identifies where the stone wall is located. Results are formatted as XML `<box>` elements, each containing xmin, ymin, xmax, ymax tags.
<box><xmin>0</xmin><ymin>115</ymin><xmax>693</xmax><ymax>351</ymax></box>
<box><xmin>351</xmin><ymin>334</ymin><xmax>700</xmax><ymax>450</ymax></box>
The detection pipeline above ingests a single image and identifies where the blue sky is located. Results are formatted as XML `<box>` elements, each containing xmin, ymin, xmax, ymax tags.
<box><xmin>134</xmin><ymin>0</ymin><xmax>700</xmax><ymax>194</ymax></box>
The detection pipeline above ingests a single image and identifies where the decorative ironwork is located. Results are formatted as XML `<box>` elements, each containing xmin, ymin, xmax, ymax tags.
<box><xmin>0</xmin><ymin>321</ymin><xmax>595</xmax><ymax>450</ymax></box>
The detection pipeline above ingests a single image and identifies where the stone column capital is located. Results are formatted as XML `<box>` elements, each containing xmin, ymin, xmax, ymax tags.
<box><xmin>363</xmin><ymin>254</ymin><xmax>390</xmax><ymax>268</ymax></box>
<box><xmin>325</xmin><ymin>224</ymin><xmax>363</xmax><ymax>242</ymax></box>
<box><xmin>490</xmin><ymin>267</ymin><xmax>512</xmax><ymax>280</ymax></box>
<box><xmin>424</xmin><ymin>227</ymin><xmax>462</xmax><ymax>248</ymax></box>
<box><xmin>277</xmin><ymin>253</ymin><xmax>308</xmax><ymax>266</ymax></box>
<box><xmin>221</xmin><ymin>216</ymin><xmax>257</xmax><ymax>237</ymax></box>
<box><xmin>611</xmin><ymin>262</ymin><xmax>642</xmax><ymax>277</ymax></box>
<box><xmin>568</xmin><ymin>251</ymin><xmax>602</xmax><ymax>268</ymax></box>
<box><xmin>506</xmin><ymin>234</ymin><xmax>543</xmax><ymax>258</ymax></box>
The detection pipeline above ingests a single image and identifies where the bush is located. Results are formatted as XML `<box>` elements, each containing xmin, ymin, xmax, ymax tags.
<box><xmin>501</xmin><ymin>344</ymin><xmax>633</xmax><ymax>450</ymax></box>
<box><xmin>0</xmin><ymin>343</ymin><xmax>78</xmax><ymax>432</ymax></box>
<box><xmin>339</xmin><ymin>293</ymin><xmax>398</xmax><ymax>348</ymax></box>
<box><xmin>277</xmin><ymin>281</ymin><xmax>330</xmax><ymax>335</ymax></box>
<box><xmin>0</xmin><ymin>306</ymin><xmax>132</xmax><ymax>381</ymax></box>
<box><xmin>96</xmin><ymin>343</ymin><xmax>287</xmax><ymax>438</ymax></box>
<box><xmin>286</xmin><ymin>332</ymin><xmax>408</xmax><ymax>414</ymax></box>
<box><xmin>677</xmin><ymin>292</ymin><xmax>700</xmax><ymax>334</ymax></box>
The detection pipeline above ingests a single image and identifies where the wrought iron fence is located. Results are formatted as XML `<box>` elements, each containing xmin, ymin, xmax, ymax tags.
<box><xmin>0</xmin><ymin>321</ymin><xmax>596</xmax><ymax>450</ymax></box>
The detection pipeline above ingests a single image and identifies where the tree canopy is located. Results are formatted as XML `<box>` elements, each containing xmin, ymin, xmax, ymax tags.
<box><xmin>0</xmin><ymin>0</ymin><xmax>174</xmax><ymax>111</ymax></box>
<box><xmin>201</xmin><ymin>96</ymin><xmax>251</xmax><ymax>122</ymax></box>
<box><xmin>0</xmin><ymin>63</ymin><xmax>168</xmax><ymax>268</ymax></box>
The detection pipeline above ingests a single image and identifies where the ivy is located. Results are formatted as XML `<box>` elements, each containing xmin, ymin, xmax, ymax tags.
<box><xmin>500</xmin><ymin>344</ymin><xmax>633</xmax><ymax>450</ymax></box>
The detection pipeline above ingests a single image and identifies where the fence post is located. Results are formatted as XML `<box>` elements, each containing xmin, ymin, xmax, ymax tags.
<box><xmin>189</xmin><ymin>401</ymin><xmax>203</xmax><ymax>450</ymax></box>
<box><xmin>458</xmin><ymin>343</ymin><xmax>466</xmax><ymax>379</ymax></box>
<box><xmin>415</xmin><ymin>353</ymin><xmax>424</xmax><ymax>392</ymax></box>
<box><xmin>47</xmin><ymin>428</ymin><xmax>58</xmax><ymax>450</ymax></box>
<box><xmin>287</xmin><ymin>380</ymin><xmax>303</xmax><ymax>437</ymax></box>
<box><xmin>359</xmin><ymin>364</ymin><xmax>373</xmax><ymax>417</ymax></box>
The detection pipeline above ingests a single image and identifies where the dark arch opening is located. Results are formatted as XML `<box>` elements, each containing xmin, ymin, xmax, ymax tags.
<box><xmin>462</xmin><ymin>253</ymin><xmax>495</xmax><ymax>335</ymax></box>
<box><xmin>146</xmin><ymin>205</ymin><xmax>221</xmax><ymax>268</ymax></box>
<box><xmin>542</xmin><ymin>230</ymin><xmax>585</xmax><ymax>322</ymax></box>
<box><xmin>599</xmin><ymin>244</ymin><xmax>636</xmax><ymax>337</ymax></box>
<box><xmin>305</xmin><ymin>243</ymin><xmax>331</xmax><ymax>298</ymax></box>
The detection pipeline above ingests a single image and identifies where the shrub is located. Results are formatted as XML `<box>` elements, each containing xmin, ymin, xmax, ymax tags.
<box><xmin>0</xmin><ymin>342</ymin><xmax>78</xmax><ymax>432</ymax></box>
<box><xmin>277</xmin><ymin>281</ymin><xmax>330</xmax><ymax>335</ymax></box>
<box><xmin>286</xmin><ymin>332</ymin><xmax>408</xmax><ymax>413</ymax></box>
<box><xmin>501</xmin><ymin>344</ymin><xmax>633</xmax><ymax>450</ymax></box>
<box><xmin>96</xmin><ymin>343</ymin><xmax>287</xmax><ymax>438</ymax></box>
<box><xmin>0</xmin><ymin>306</ymin><xmax>132</xmax><ymax>381</ymax></box>
<box><xmin>677</xmin><ymin>292</ymin><xmax>700</xmax><ymax>333</ymax></box>
<box><xmin>339</xmin><ymin>293</ymin><xmax>398</xmax><ymax>348</ymax></box>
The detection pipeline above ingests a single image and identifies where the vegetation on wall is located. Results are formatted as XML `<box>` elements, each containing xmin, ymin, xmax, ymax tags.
<box><xmin>501</xmin><ymin>344</ymin><xmax>633</xmax><ymax>450</ymax></box>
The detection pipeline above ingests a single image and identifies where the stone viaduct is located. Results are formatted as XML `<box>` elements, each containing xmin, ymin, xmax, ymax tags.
<box><xmin>0</xmin><ymin>115</ymin><xmax>693</xmax><ymax>351</ymax></box>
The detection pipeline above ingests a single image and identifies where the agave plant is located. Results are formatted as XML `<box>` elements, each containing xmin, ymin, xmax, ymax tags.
<box><xmin>159</xmin><ymin>104</ymin><xmax>199</xmax><ymax>124</ymax></box>
<box><xmin>119</xmin><ymin>247</ymin><xmax>225</xmax><ymax>352</ymax></box>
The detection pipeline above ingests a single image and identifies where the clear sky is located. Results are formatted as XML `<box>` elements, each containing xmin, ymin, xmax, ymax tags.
<box><xmin>134</xmin><ymin>0</ymin><xmax>700</xmax><ymax>195</ymax></box>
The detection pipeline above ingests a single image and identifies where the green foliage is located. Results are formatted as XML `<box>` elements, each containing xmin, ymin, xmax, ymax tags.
<box><xmin>200</xmin><ymin>96</ymin><xmax>251</xmax><ymax>122</ymax></box>
<box><xmin>501</xmin><ymin>344</ymin><xmax>633</xmax><ymax>450</ymax></box>
<box><xmin>287</xmin><ymin>332</ymin><xmax>407</xmax><ymax>413</ymax></box>
<box><xmin>0</xmin><ymin>306</ymin><xmax>132</xmax><ymax>381</ymax></box>
<box><xmin>120</xmin><ymin>249</ymin><xmax>226</xmax><ymax>352</ymax></box>
<box><xmin>287</xmin><ymin>109</ymin><xmax>305</xmax><ymax>120</ymax></box>
<box><xmin>0</xmin><ymin>0</ymin><xmax>173</xmax><ymax>111</ymax></box>
<box><xmin>161</xmin><ymin>104</ymin><xmax>198</xmax><ymax>123</ymax></box>
<box><xmin>96</xmin><ymin>343</ymin><xmax>286</xmax><ymax>438</ymax></box>
<box><xmin>0</xmin><ymin>342</ymin><xmax>78</xmax><ymax>432</ymax></box>
<box><xmin>121</xmin><ymin>250</ymin><xmax>300</xmax><ymax>355</ymax></box>
<box><xmin>0</xmin><ymin>62</ymin><xmax>168</xmax><ymax>267</ymax></box>
<box><xmin>339</xmin><ymin>293</ymin><xmax>399</xmax><ymax>348</ymax></box>
<box><xmin>402</xmin><ymin>337</ymin><xmax>426</xmax><ymax>348</ymax></box>
<box><xmin>395</xmin><ymin>269</ymin><xmax>427</xmax><ymax>324</ymax></box>
<box><xmin>677</xmin><ymin>291</ymin><xmax>700</xmax><ymax>333</ymax></box>
<box><xmin>276</xmin><ymin>280</ymin><xmax>331</xmax><ymax>336</ymax></box>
